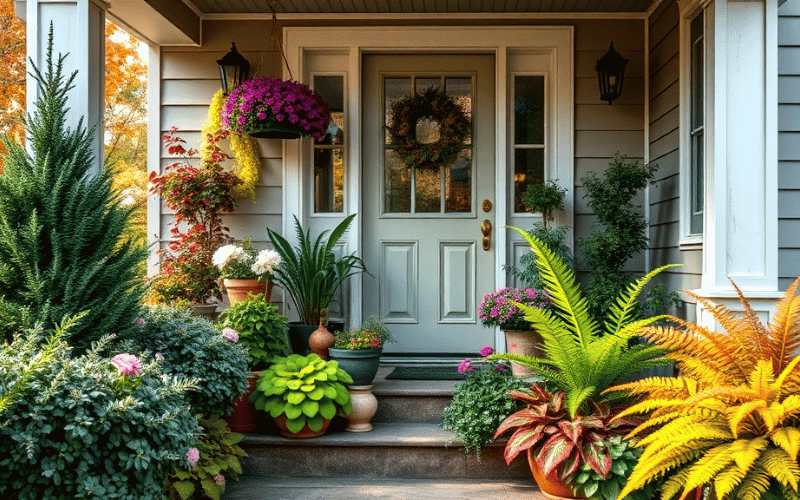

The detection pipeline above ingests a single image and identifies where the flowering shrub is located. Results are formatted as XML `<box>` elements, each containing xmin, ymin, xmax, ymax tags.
<box><xmin>111</xmin><ymin>353</ymin><xmax>142</xmax><ymax>376</ymax></box>
<box><xmin>218</xmin><ymin>298</ymin><xmax>288</xmax><ymax>371</ymax></box>
<box><xmin>478</xmin><ymin>287</ymin><xmax>552</xmax><ymax>330</ymax></box>
<box><xmin>164</xmin><ymin>415</ymin><xmax>246</xmax><ymax>500</ymax></box>
<box><xmin>222</xmin><ymin>77</ymin><xmax>331</xmax><ymax>139</ymax></box>
<box><xmin>333</xmin><ymin>316</ymin><xmax>394</xmax><ymax>350</ymax></box>
<box><xmin>212</xmin><ymin>239</ymin><xmax>281</xmax><ymax>280</ymax></box>
<box><xmin>0</xmin><ymin>328</ymin><xmax>200</xmax><ymax>499</ymax></box>
<box><xmin>149</xmin><ymin>128</ymin><xmax>241</xmax><ymax>304</ymax></box>
<box><xmin>443</xmin><ymin>350</ymin><xmax>527</xmax><ymax>458</ymax></box>
<box><xmin>118</xmin><ymin>305</ymin><xmax>249</xmax><ymax>416</ymax></box>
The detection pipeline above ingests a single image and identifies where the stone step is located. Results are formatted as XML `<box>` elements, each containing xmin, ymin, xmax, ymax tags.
<box><xmin>239</xmin><ymin>422</ymin><xmax>531</xmax><ymax>480</ymax></box>
<box><xmin>370</xmin><ymin>368</ymin><xmax>457</xmax><ymax>424</ymax></box>
<box><xmin>221</xmin><ymin>477</ymin><xmax>544</xmax><ymax>500</ymax></box>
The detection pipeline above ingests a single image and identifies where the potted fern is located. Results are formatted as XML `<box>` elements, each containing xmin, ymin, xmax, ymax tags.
<box><xmin>487</xmin><ymin>227</ymin><xmax>677</xmax><ymax>498</ymax></box>
<box><xmin>267</xmin><ymin>214</ymin><xmax>368</xmax><ymax>354</ymax></box>
<box><xmin>606</xmin><ymin>277</ymin><xmax>800</xmax><ymax>500</ymax></box>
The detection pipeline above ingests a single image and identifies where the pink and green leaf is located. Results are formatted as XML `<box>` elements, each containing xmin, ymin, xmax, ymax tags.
<box><xmin>536</xmin><ymin>433</ymin><xmax>576</xmax><ymax>477</ymax></box>
<box><xmin>502</xmin><ymin>425</ymin><xmax>547</xmax><ymax>464</ymax></box>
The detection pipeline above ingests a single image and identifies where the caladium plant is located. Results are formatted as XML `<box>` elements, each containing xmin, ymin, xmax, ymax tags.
<box><xmin>494</xmin><ymin>385</ymin><xmax>639</xmax><ymax>482</ymax></box>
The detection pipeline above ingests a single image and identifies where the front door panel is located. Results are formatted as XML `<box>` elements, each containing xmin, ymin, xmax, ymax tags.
<box><xmin>362</xmin><ymin>54</ymin><xmax>495</xmax><ymax>355</ymax></box>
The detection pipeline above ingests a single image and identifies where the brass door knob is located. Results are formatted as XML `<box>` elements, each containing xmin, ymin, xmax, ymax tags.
<box><xmin>481</xmin><ymin>219</ymin><xmax>492</xmax><ymax>251</ymax></box>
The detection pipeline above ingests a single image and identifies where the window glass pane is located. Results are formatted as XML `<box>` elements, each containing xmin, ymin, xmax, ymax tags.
<box><xmin>385</xmin><ymin>149</ymin><xmax>411</xmax><ymax>213</ymax></box>
<box><xmin>514</xmin><ymin>76</ymin><xmax>545</xmax><ymax>145</ymax></box>
<box><xmin>691</xmin><ymin>40</ymin><xmax>703</xmax><ymax>130</ymax></box>
<box><xmin>446</xmin><ymin>148</ymin><xmax>472</xmax><ymax>213</ymax></box>
<box><xmin>689</xmin><ymin>11</ymin><xmax>704</xmax><ymax>235</ymax></box>
<box><xmin>314</xmin><ymin>148</ymin><xmax>344</xmax><ymax>213</ymax></box>
<box><xmin>415</xmin><ymin>166</ymin><xmax>442</xmax><ymax>213</ymax></box>
<box><xmin>415</xmin><ymin>78</ymin><xmax>440</xmax><ymax>93</ymax></box>
<box><xmin>314</xmin><ymin>76</ymin><xmax>344</xmax><ymax>145</ymax></box>
<box><xmin>386</xmin><ymin>78</ymin><xmax>411</xmax><ymax>144</ymax></box>
<box><xmin>446</xmin><ymin>77</ymin><xmax>473</xmax><ymax>145</ymax></box>
<box><xmin>514</xmin><ymin>148</ymin><xmax>545</xmax><ymax>213</ymax></box>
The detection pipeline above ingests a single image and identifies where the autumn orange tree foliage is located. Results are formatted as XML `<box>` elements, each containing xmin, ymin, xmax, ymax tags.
<box><xmin>0</xmin><ymin>1</ymin><xmax>148</xmax><ymax>252</ymax></box>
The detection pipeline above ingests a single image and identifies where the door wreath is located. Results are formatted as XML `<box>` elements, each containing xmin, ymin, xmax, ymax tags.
<box><xmin>387</xmin><ymin>87</ymin><xmax>471</xmax><ymax>170</ymax></box>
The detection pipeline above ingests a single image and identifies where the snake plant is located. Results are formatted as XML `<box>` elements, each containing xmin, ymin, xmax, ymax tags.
<box><xmin>488</xmin><ymin>226</ymin><xmax>679</xmax><ymax>419</ymax></box>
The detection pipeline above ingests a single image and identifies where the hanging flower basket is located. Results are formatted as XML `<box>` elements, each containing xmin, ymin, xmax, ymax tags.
<box><xmin>221</xmin><ymin>77</ymin><xmax>331</xmax><ymax>140</ymax></box>
<box><xmin>387</xmin><ymin>87</ymin><xmax>472</xmax><ymax>170</ymax></box>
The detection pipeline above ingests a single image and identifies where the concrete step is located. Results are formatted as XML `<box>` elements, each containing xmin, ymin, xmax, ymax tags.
<box><xmin>221</xmin><ymin>477</ymin><xmax>544</xmax><ymax>500</ymax></box>
<box><xmin>371</xmin><ymin>368</ymin><xmax>457</xmax><ymax>424</ymax></box>
<box><xmin>239</xmin><ymin>422</ymin><xmax>531</xmax><ymax>480</ymax></box>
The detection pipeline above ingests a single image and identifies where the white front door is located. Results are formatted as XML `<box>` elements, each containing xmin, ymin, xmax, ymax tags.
<box><xmin>362</xmin><ymin>54</ymin><xmax>496</xmax><ymax>355</ymax></box>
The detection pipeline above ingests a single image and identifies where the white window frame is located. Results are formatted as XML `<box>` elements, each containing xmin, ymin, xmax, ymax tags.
<box><xmin>679</xmin><ymin>0</ymin><xmax>714</xmax><ymax>249</ymax></box>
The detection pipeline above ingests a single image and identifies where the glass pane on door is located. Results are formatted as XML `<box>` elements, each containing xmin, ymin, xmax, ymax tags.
<box><xmin>383</xmin><ymin>75</ymin><xmax>473</xmax><ymax>215</ymax></box>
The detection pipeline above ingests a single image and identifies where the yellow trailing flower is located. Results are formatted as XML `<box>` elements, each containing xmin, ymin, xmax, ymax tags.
<box><xmin>201</xmin><ymin>90</ymin><xmax>260</xmax><ymax>201</ymax></box>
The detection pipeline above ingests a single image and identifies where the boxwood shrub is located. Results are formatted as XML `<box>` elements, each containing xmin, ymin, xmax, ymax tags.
<box><xmin>0</xmin><ymin>327</ymin><xmax>200</xmax><ymax>499</ymax></box>
<box><xmin>119</xmin><ymin>306</ymin><xmax>249</xmax><ymax>417</ymax></box>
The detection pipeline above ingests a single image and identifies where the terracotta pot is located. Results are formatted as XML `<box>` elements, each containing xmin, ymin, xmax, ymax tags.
<box><xmin>309</xmin><ymin>322</ymin><xmax>335</xmax><ymax>360</ymax></box>
<box><xmin>224</xmin><ymin>371</ymin><xmax>260</xmax><ymax>433</ymax></box>
<box><xmin>504</xmin><ymin>329</ymin><xmax>544</xmax><ymax>377</ymax></box>
<box><xmin>346</xmin><ymin>385</ymin><xmax>378</xmax><ymax>432</ymax></box>
<box><xmin>274</xmin><ymin>413</ymin><xmax>332</xmax><ymax>438</ymax></box>
<box><xmin>329</xmin><ymin>348</ymin><xmax>383</xmax><ymax>386</ymax></box>
<box><xmin>527</xmin><ymin>449</ymin><xmax>583</xmax><ymax>500</ymax></box>
<box><xmin>223</xmin><ymin>278</ymin><xmax>273</xmax><ymax>305</ymax></box>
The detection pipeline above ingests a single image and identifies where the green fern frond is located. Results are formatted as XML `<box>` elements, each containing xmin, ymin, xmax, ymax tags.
<box><xmin>605</xmin><ymin>263</ymin><xmax>682</xmax><ymax>337</ymax></box>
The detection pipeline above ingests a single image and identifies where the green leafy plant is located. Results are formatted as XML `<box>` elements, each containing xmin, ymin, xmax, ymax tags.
<box><xmin>494</xmin><ymin>385</ymin><xmax>639</xmax><ymax>482</ymax></box>
<box><xmin>0</xmin><ymin>28</ymin><xmax>147</xmax><ymax>349</ymax></box>
<box><xmin>267</xmin><ymin>214</ymin><xmax>368</xmax><ymax>326</ymax></box>
<box><xmin>504</xmin><ymin>224</ymin><xmax>574</xmax><ymax>291</ymax></box>
<box><xmin>333</xmin><ymin>316</ymin><xmax>394</xmax><ymax>350</ymax></box>
<box><xmin>251</xmin><ymin>353</ymin><xmax>353</xmax><ymax>434</ymax></box>
<box><xmin>580</xmin><ymin>155</ymin><xmax>658</xmax><ymax>319</ymax></box>
<box><xmin>442</xmin><ymin>359</ymin><xmax>528</xmax><ymax>458</ymax></box>
<box><xmin>218</xmin><ymin>296</ymin><xmax>288</xmax><ymax>370</ymax></box>
<box><xmin>117</xmin><ymin>305</ymin><xmax>249</xmax><ymax>417</ymax></box>
<box><xmin>488</xmin><ymin>227</ymin><xmax>677</xmax><ymax>419</ymax></box>
<box><xmin>0</xmin><ymin>328</ymin><xmax>200</xmax><ymax>499</ymax></box>
<box><xmin>607</xmin><ymin>277</ymin><xmax>800</xmax><ymax>500</ymax></box>
<box><xmin>164</xmin><ymin>415</ymin><xmax>247</xmax><ymax>500</ymax></box>
<box><xmin>567</xmin><ymin>435</ymin><xmax>659</xmax><ymax>500</ymax></box>
<box><xmin>523</xmin><ymin>180</ymin><xmax>566</xmax><ymax>231</ymax></box>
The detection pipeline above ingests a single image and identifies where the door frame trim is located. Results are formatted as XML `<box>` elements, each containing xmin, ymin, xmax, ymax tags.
<box><xmin>284</xmin><ymin>26</ymin><xmax>574</xmax><ymax>349</ymax></box>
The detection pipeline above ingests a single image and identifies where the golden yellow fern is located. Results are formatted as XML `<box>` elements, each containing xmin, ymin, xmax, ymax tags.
<box><xmin>770</xmin><ymin>427</ymin><xmax>800</xmax><ymax>460</ymax></box>
<box><xmin>768</xmin><ymin>276</ymin><xmax>800</xmax><ymax>370</ymax></box>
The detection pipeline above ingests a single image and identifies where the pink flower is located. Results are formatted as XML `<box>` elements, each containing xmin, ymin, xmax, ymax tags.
<box><xmin>215</xmin><ymin>474</ymin><xmax>225</xmax><ymax>485</ymax></box>
<box><xmin>186</xmin><ymin>447</ymin><xmax>200</xmax><ymax>466</ymax></box>
<box><xmin>457</xmin><ymin>358</ymin><xmax>474</xmax><ymax>374</ymax></box>
<box><xmin>133</xmin><ymin>318</ymin><xmax>145</xmax><ymax>326</ymax></box>
<box><xmin>222</xmin><ymin>327</ymin><xmax>239</xmax><ymax>343</ymax></box>
<box><xmin>111</xmin><ymin>354</ymin><xmax>141</xmax><ymax>376</ymax></box>
<box><xmin>497</xmin><ymin>364</ymin><xmax>505</xmax><ymax>372</ymax></box>
<box><xmin>479</xmin><ymin>346</ymin><xmax>494</xmax><ymax>357</ymax></box>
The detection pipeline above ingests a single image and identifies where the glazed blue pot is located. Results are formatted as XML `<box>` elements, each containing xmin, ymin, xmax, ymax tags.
<box><xmin>328</xmin><ymin>348</ymin><xmax>383</xmax><ymax>386</ymax></box>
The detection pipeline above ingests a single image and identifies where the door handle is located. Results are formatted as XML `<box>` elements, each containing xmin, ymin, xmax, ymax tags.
<box><xmin>481</xmin><ymin>219</ymin><xmax>492</xmax><ymax>251</ymax></box>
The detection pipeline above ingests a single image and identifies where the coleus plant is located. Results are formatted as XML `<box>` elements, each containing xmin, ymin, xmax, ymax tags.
<box><xmin>493</xmin><ymin>384</ymin><xmax>639</xmax><ymax>482</ymax></box>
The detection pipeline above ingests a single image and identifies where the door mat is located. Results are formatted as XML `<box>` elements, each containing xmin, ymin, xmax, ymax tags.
<box><xmin>385</xmin><ymin>366</ymin><xmax>467</xmax><ymax>380</ymax></box>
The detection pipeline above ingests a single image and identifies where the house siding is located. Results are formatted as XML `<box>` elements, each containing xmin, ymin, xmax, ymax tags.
<box><xmin>779</xmin><ymin>0</ymin><xmax>800</xmax><ymax>290</ymax></box>
<box><xmin>647</xmin><ymin>0</ymin><xmax>700</xmax><ymax>319</ymax></box>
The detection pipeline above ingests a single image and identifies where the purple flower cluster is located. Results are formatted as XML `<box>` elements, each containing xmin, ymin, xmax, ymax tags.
<box><xmin>221</xmin><ymin>77</ymin><xmax>331</xmax><ymax>139</ymax></box>
<box><xmin>478</xmin><ymin>287</ymin><xmax>552</xmax><ymax>330</ymax></box>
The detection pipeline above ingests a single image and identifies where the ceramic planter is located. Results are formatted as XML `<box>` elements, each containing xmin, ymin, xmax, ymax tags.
<box><xmin>346</xmin><ymin>385</ymin><xmax>378</xmax><ymax>432</ymax></box>
<box><xmin>273</xmin><ymin>413</ymin><xmax>332</xmax><ymax>438</ymax></box>
<box><xmin>527</xmin><ymin>449</ymin><xmax>583</xmax><ymax>500</ymax></box>
<box><xmin>223</xmin><ymin>278</ymin><xmax>273</xmax><ymax>304</ymax></box>
<box><xmin>287</xmin><ymin>323</ymin><xmax>318</xmax><ymax>355</ymax></box>
<box><xmin>309</xmin><ymin>323</ymin><xmax>335</xmax><ymax>361</ymax></box>
<box><xmin>224</xmin><ymin>371</ymin><xmax>260</xmax><ymax>433</ymax></box>
<box><xmin>503</xmin><ymin>329</ymin><xmax>544</xmax><ymax>376</ymax></box>
<box><xmin>328</xmin><ymin>348</ymin><xmax>383</xmax><ymax>386</ymax></box>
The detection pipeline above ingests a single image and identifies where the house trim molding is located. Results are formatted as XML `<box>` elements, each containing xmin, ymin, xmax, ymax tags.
<box><xmin>284</xmin><ymin>25</ymin><xmax>574</xmax><ymax>341</ymax></box>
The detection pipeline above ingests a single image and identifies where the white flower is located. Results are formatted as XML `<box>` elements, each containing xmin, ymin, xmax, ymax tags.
<box><xmin>212</xmin><ymin>244</ymin><xmax>246</xmax><ymax>269</ymax></box>
<box><xmin>251</xmin><ymin>249</ymin><xmax>282</xmax><ymax>277</ymax></box>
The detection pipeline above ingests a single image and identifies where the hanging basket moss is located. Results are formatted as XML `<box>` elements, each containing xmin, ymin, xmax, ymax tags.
<box><xmin>387</xmin><ymin>87</ymin><xmax>471</xmax><ymax>170</ymax></box>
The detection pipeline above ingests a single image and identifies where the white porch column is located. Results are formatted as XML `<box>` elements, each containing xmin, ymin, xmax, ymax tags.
<box><xmin>25</xmin><ymin>0</ymin><xmax>107</xmax><ymax>176</ymax></box>
<box><xmin>695</xmin><ymin>0</ymin><xmax>781</xmax><ymax>327</ymax></box>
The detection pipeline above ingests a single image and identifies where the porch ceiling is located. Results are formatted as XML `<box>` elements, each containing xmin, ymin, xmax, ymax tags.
<box><xmin>187</xmin><ymin>0</ymin><xmax>657</xmax><ymax>14</ymax></box>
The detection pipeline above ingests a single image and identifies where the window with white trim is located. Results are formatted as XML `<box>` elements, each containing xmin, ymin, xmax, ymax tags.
<box><xmin>688</xmin><ymin>11</ymin><xmax>704</xmax><ymax>236</ymax></box>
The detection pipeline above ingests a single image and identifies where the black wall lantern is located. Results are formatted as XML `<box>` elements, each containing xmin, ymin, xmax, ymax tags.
<box><xmin>217</xmin><ymin>43</ymin><xmax>250</xmax><ymax>95</ymax></box>
<box><xmin>595</xmin><ymin>42</ymin><xmax>628</xmax><ymax>104</ymax></box>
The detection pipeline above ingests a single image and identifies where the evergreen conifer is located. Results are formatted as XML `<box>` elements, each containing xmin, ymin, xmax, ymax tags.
<box><xmin>0</xmin><ymin>28</ymin><xmax>146</xmax><ymax>349</ymax></box>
